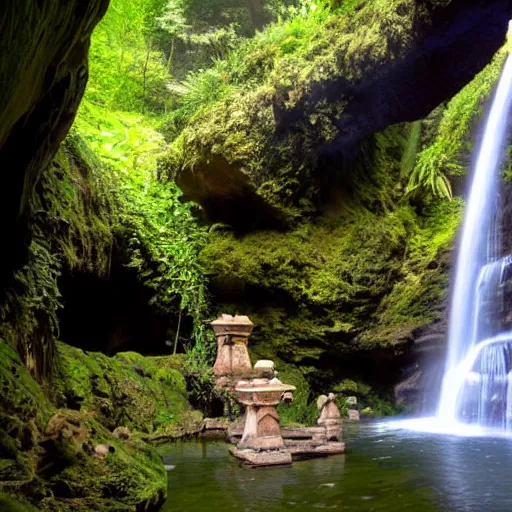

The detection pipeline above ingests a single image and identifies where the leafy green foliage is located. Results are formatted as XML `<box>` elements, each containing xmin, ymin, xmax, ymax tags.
<box><xmin>86</xmin><ymin>0</ymin><xmax>170</xmax><ymax>113</ymax></box>
<box><xmin>406</xmin><ymin>144</ymin><xmax>454</xmax><ymax>200</ymax></box>
<box><xmin>75</xmin><ymin>100</ymin><xmax>213</xmax><ymax>363</ymax></box>
<box><xmin>406</xmin><ymin>48</ymin><xmax>506</xmax><ymax>199</ymax></box>
<box><xmin>277</xmin><ymin>364</ymin><xmax>317</xmax><ymax>426</ymax></box>
<box><xmin>162</xmin><ymin>0</ymin><xmax>428</xmax><ymax>225</ymax></box>
<box><xmin>333</xmin><ymin>379</ymin><xmax>404</xmax><ymax>417</ymax></box>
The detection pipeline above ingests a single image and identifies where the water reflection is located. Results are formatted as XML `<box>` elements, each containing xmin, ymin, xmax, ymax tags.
<box><xmin>161</xmin><ymin>422</ymin><xmax>512</xmax><ymax>512</ymax></box>
<box><xmin>161</xmin><ymin>425</ymin><xmax>437</xmax><ymax>512</ymax></box>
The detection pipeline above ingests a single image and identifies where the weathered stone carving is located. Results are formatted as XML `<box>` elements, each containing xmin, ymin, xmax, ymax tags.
<box><xmin>231</xmin><ymin>375</ymin><xmax>296</xmax><ymax>466</ymax></box>
<box><xmin>316</xmin><ymin>393</ymin><xmax>343</xmax><ymax>441</ymax></box>
<box><xmin>211</xmin><ymin>314</ymin><xmax>253</xmax><ymax>377</ymax></box>
<box><xmin>209</xmin><ymin>315</ymin><xmax>346</xmax><ymax>466</ymax></box>
<box><xmin>236</xmin><ymin>377</ymin><xmax>295</xmax><ymax>451</ymax></box>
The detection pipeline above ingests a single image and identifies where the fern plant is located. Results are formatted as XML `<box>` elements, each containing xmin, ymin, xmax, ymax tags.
<box><xmin>405</xmin><ymin>145</ymin><xmax>454</xmax><ymax>200</ymax></box>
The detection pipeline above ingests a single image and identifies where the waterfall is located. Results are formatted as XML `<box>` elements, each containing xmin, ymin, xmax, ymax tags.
<box><xmin>436</xmin><ymin>52</ymin><xmax>512</xmax><ymax>430</ymax></box>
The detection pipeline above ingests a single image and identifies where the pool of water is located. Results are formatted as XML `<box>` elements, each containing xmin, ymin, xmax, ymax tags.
<box><xmin>160</xmin><ymin>420</ymin><xmax>512</xmax><ymax>511</ymax></box>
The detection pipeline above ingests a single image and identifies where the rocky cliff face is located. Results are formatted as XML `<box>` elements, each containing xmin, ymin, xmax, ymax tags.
<box><xmin>170</xmin><ymin>1</ymin><xmax>512</xmax><ymax>409</ymax></box>
<box><xmin>174</xmin><ymin>0</ymin><xmax>512</xmax><ymax>229</ymax></box>
<box><xmin>0</xmin><ymin>0</ymin><xmax>109</xmax><ymax>296</ymax></box>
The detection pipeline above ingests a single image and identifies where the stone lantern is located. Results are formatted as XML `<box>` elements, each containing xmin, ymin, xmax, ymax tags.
<box><xmin>236</xmin><ymin>378</ymin><xmax>296</xmax><ymax>451</ymax></box>
<box><xmin>211</xmin><ymin>314</ymin><xmax>253</xmax><ymax>377</ymax></box>
<box><xmin>230</xmin><ymin>375</ymin><xmax>296</xmax><ymax>466</ymax></box>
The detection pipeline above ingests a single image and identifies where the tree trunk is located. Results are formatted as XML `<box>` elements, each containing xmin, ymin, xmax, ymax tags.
<box><xmin>173</xmin><ymin>309</ymin><xmax>182</xmax><ymax>355</ymax></box>
<box><xmin>142</xmin><ymin>38</ymin><xmax>152</xmax><ymax>113</ymax></box>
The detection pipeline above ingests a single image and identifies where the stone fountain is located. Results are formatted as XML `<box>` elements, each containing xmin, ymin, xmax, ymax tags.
<box><xmin>208</xmin><ymin>314</ymin><xmax>346</xmax><ymax>467</ymax></box>
<box><xmin>230</xmin><ymin>376</ymin><xmax>296</xmax><ymax>466</ymax></box>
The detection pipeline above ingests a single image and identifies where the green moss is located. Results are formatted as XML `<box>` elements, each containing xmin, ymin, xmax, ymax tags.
<box><xmin>0</xmin><ymin>132</ymin><xmax>115</xmax><ymax>380</ymax></box>
<box><xmin>202</xmin><ymin>203</ymin><xmax>414</xmax><ymax>358</ymax></box>
<box><xmin>204</xmin><ymin>196</ymin><xmax>460</xmax><ymax>367</ymax></box>
<box><xmin>166</xmin><ymin>0</ymin><xmax>435</xmax><ymax>219</ymax></box>
<box><xmin>407</xmin><ymin>48</ymin><xmax>506</xmax><ymax>198</ymax></box>
<box><xmin>361</xmin><ymin>199</ymin><xmax>463</xmax><ymax>346</ymax></box>
<box><xmin>276</xmin><ymin>363</ymin><xmax>317</xmax><ymax>426</ymax></box>
<box><xmin>0</xmin><ymin>493</ymin><xmax>39</xmax><ymax>512</ymax></box>
<box><xmin>55</xmin><ymin>342</ymin><xmax>194</xmax><ymax>436</ymax></box>
<box><xmin>0</xmin><ymin>338</ymin><xmax>195</xmax><ymax>511</ymax></box>
<box><xmin>0</xmin><ymin>339</ymin><xmax>52</xmax><ymax>426</ymax></box>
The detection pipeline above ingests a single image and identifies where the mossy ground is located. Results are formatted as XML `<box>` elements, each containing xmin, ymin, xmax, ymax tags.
<box><xmin>0</xmin><ymin>338</ymin><xmax>199</xmax><ymax>511</ymax></box>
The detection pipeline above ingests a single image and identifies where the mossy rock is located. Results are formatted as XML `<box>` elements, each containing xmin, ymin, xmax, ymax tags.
<box><xmin>37</xmin><ymin>410</ymin><xmax>167</xmax><ymax>512</ymax></box>
<box><xmin>170</xmin><ymin>0</ymin><xmax>509</xmax><ymax>226</ymax></box>
<box><xmin>54</xmin><ymin>342</ymin><xmax>194</xmax><ymax>436</ymax></box>
<box><xmin>0</xmin><ymin>339</ymin><xmax>197</xmax><ymax>511</ymax></box>
<box><xmin>0</xmin><ymin>493</ymin><xmax>39</xmax><ymax>512</ymax></box>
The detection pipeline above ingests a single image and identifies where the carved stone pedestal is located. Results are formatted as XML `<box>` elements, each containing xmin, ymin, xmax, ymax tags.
<box><xmin>232</xmin><ymin>378</ymin><xmax>296</xmax><ymax>466</ymax></box>
<box><xmin>240</xmin><ymin>405</ymin><xmax>284</xmax><ymax>450</ymax></box>
<box><xmin>211</xmin><ymin>315</ymin><xmax>253</xmax><ymax>378</ymax></box>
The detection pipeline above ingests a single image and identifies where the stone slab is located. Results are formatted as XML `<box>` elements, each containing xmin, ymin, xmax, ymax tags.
<box><xmin>202</xmin><ymin>418</ymin><xmax>231</xmax><ymax>431</ymax></box>
<box><xmin>230</xmin><ymin>447</ymin><xmax>292</xmax><ymax>467</ymax></box>
<box><xmin>285</xmin><ymin>440</ymin><xmax>345</xmax><ymax>459</ymax></box>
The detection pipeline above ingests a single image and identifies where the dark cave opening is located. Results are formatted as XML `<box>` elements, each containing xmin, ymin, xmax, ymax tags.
<box><xmin>58</xmin><ymin>251</ymin><xmax>177</xmax><ymax>356</ymax></box>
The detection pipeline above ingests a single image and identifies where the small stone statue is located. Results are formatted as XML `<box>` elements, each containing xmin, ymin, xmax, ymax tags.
<box><xmin>317</xmin><ymin>393</ymin><xmax>342</xmax><ymax>441</ymax></box>
<box><xmin>346</xmin><ymin>396</ymin><xmax>360</xmax><ymax>422</ymax></box>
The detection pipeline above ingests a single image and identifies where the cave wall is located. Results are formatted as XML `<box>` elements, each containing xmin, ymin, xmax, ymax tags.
<box><xmin>199</xmin><ymin>125</ymin><xmax>463</xmax><ymax>409</ymax></box>
<box><xmin>0</xmin><ymin>0</ymin><xmax>109</xmax><ymax>297</ymax></box>
<box><xmin>191</xmin><ymin>31</ymin><xmax>509</xmax><ymax>410</ymax></box>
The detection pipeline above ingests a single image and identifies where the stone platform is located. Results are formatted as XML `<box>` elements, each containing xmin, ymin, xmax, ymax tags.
<box><xmin>285</xmin><ymin>439</ymin><xmax>345</xmax><ymax>459</ymax></box>
<box><xmin>230</xmin><ymin>447</ymin><xmax>292</xmax><ymax>466</ymax></box>
<box><xmin>218</xmin><ymin>422</ymin><xmax>346</xmax><ymax>463</ymax></box>
<box><xmin>228</xmin><ymin>439</ymin><xmax>344</xmax><ymax>465</ymax></box>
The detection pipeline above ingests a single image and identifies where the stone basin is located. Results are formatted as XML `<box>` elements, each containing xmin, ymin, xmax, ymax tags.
<box><xmin>236</xmin><ymin>382</ymin><xmax>296</xmax><ymax>407</ymax></box>
<box><xmin>235</xmin><ymin>380</ymin><xmax>296</xmax><ymax>452</ymax></box>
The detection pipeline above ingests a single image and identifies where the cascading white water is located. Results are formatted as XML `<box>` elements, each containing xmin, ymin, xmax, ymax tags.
<box><xmin>437</xmin><ymin>51</ymin><xmax>512</xmax><ymax>430</ymax></box>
